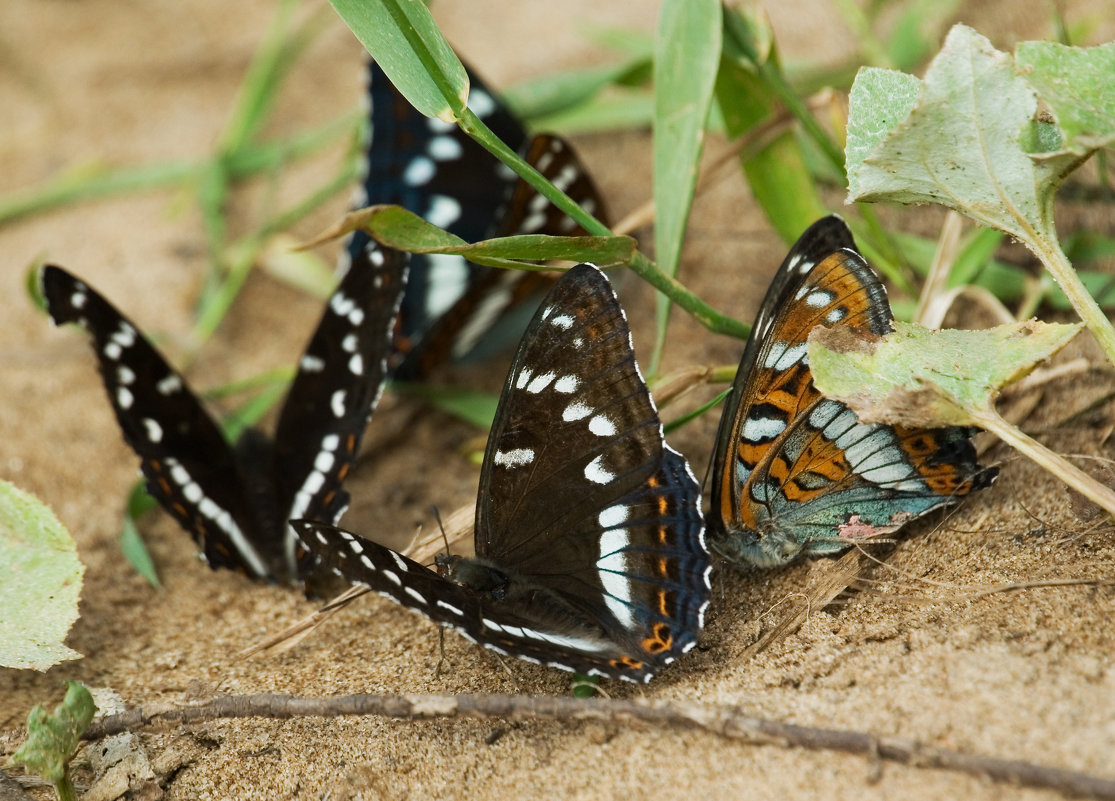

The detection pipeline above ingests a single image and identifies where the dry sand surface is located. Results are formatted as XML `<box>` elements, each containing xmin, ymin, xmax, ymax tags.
<box><xmin>1</xmin><ymin>1</ymin><xmax>1113</xmax><ymax>798</ymax></box>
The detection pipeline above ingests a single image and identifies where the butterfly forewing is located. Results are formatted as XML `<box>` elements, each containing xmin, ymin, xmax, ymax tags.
<box><xmin>42</xmin><ymin>248</ymin><xmax>405</xmax><ymax>583</ymax></box>
<box><xmin>478</xmin><ymin>264</ymin><xmax>663</xmax><ymax>563</ymax></box>
<box><xmin>709</xmin><ymin>216</ymin><xmax>996</xmax><ymax>567</ymax></box>
<box><xmin>296</xmin><ymin>264</ymin><xmax>710</xmax><ymax>682</ymax></box>
<box><xmin>41</xmin><ymin>265</ymin><xmax>276</xmax><ymax>578</ymax></box>
<box><xmin>272</xmin><ymin>247</ymin><xmax>408</xmax><ymax>572</ymax></box>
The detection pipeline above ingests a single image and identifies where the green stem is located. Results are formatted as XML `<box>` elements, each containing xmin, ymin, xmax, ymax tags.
<box><xmin>972</xmin><ymin>407</ymin><xmax>1115</xmax><ymax>518</ymax></box>
<box><xmin>1024</xmin><ymin>228</ymin><xmax>1115</xmax><ymax>369</ymax></box>
<box><xmin>55</xmin><ymin>774</ymin><xmax>77</xmax><ymax>801</ymax></box>
<box><xmin>627</xmin><ymin>252</ymin><xmax>749</xmax><ymax>339</ymax></box>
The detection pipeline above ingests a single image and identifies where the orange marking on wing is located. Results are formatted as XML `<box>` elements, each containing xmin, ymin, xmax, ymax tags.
<box><xmin>336</xmin><ymin>463</ymin><xmax>351</xmax><ymax>482</ymax></box>
<box><xmin>656</xmin><ymin>589</ymin><xmax>671</xmax><ymax>617</ymax></box>
<box><xmin>642</xmin><ymin>622</ymin><xmax>673</xmax><ymax>654</ymax></box>
<box><xmin>610</xmin><ymin>656</ymin><xmax>646</xmax><ymax>671</ymax></box>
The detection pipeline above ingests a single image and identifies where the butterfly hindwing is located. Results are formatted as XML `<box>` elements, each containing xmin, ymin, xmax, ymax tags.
<box><xmin>709</xmin><ymin>216</ymin><xmax>996</xmax><ymax>567</ymax></box>
<box><xmin>42</xmin><ymin>265</ymin><xmax>276</xmax><ymax>578</ymax></box>
<box><xmin>295</xmin><ymin>264</ymin><xmax>711</xmax><ymax>682</ymax></box>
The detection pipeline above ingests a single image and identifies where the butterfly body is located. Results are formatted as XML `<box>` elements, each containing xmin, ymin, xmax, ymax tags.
<box><xmin>347</xmin><ymin>59</ymin><xmax>607</xmax><ymax>378</ymax></box>
<box><xmin>295</xmin><ymin>264</ymin><xmax>711</xmax><ymax>682</ymax></box>
<box><xmin>42</xmin><ymin>250</ymin><xmax>406</xmax><ymax>584</ymax></box>
<box><xmin>709</xmin><ymin>216</ymin><xmax>996</xmax><ymax>568</ymax></box>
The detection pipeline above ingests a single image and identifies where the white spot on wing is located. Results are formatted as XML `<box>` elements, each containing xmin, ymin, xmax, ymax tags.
<box><xmin>157</xmin><ymin>374</ymin><xmax>182</xmax><ymax>395</ymax></box>
<box><xmin>494</xmin><ymin>448</ymin><xmax>534</xmax><ymax>468</ymax></box>
<box><xmin>553</xmin><ymin>375</ymin><xmax>578</xmax><ymax>394</ymax></box>
<box><xmin>742</xmin><ymin>415</ymin><xmax>786</xmax><ymax>442</ymax></box>
<box><xmin>469</xmin><ymin>89</ymin><xmax>496</xmax><ymax>117</ymax></box>
<box><xmin>597</xmin><ymin>504</ymin><xmax>629</xmax><ymax>529</ymax></box>
<box><xmin>428</xmin><ymin>135</ymin><xmax>463</xmax><ymax>160</ymax></box>
<box><xmin>598</xmin><ymin>528</ymin><xmax>635</xmax><ymax>629</ymax></box>
<box><xmin>526</xmin><ymin>372</ymin><xmax>555</xmax><ymax>394</ymax></box>
<box><xmin>588</xmin><ymin>415</ymin><xmax>617</xmax><ymax>437</ymax></box>
<box><xmin>143</xmin><ymin>418</ymin><xmax>163</xmax><ymax>443</ymax></box>
<box><xmin>584</xmin><ymin>455</ymin><xmax>614</xmax><ymax>485</ymax></box>
<box><xmin>301</xmin><ymin>354</ymin><xmax>325</xmax><ymax>372</ymax></box>
<box><xmin>563</xmin><ymin>401</ymin><xmax>591</xmax><ymax>422</ymax></box>
<box><xmin>404</xmin><ymin>156</ymin><xmax>435</xmax><ymax>186</ymax></box>
<box><xmin>331</xmin><ymin>390</ymin><xmax>346</xmax><ymax>418</ymax></box>
<box><xmin>428</xmin><ymin>194</ymin><xmax>462</xmax><ymax>228</ymax></box>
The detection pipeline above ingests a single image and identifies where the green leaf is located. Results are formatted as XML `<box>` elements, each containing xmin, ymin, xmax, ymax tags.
<box><xmin>396</xmin><ymin>383</ymin><xmax>499</xmax><ymax>430</ymax></box>
<box><xmin>0</xmin><ymin>482</ymin><xmax>84</xmax><ymax>670</ymax></box>
<box><xmin>1016</xmin><ymin>41</ymin><xmax>1115</xmax><ymax>151</ymax></box>
<box><xmin>846</xmin><ymin>25</ymin><xmax>1115</xmax><ymax>236</ymax></box>
<box><xmin>121</xmin><ymin>483</ymin><xmax>160</xmax><ymax>588</ymax></box>
<box><xmin>807</xmin><ymin>319</ymin><xmax>1082</xmax><ymax>426</ymax></box>
<box><xmin>652</xmin><ymin>0</ymin><xmax>722</xmax><ymax>371</ymax></box>
<box><xmin>10</xmin><ymin>681</ymin><xmax>96</xmax><ymax>801</ymax></box>
<box><xmin>845</xmin><ymin>24</ymin><xmax>1115</xmax><ymax>367</ymax></box>
<box><xmin>327</xmin><ymin>0</ymin><xmax>467</xmax><ymax>122</ymax></box>
<box><xmin>317</xmin><ymin>206</ymin><xmax>636</xmax><ymax>269</ymax></box>
<box><xmin>571</xmin><ymin>673</ymin><xmax>600</xmax><ymax>698</ymax></box>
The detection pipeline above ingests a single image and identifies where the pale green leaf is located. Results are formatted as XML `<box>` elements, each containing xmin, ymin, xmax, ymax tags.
<box><xmin>807</xmin><ymin>320</ymin><xmax>1083</xmax><ymax>427</ymax></box>
<box><xmin>0</xmin><ymin>482</ymin><xmax>84</xmax><ymax>670</ymax></box>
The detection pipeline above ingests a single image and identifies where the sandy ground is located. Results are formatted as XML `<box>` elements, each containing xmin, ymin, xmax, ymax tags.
<box><xmin>2</xmin><ymin>1</ymin><xmax>1114</xmax><ymax>799</ymax></box>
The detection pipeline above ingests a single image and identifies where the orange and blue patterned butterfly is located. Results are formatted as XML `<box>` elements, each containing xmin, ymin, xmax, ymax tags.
<box><xmin>708</xmin><ymin>216</ymin><xmax>997</xmax><ymax>567</ymax></box>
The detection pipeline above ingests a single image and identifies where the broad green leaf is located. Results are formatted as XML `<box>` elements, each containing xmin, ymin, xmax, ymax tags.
<box><xmin>328</xmin><ymin>0</ymin><xmax>467</xmax><ymax>122</ymax></box>
<box><xmin>10</xmin><ymin>681</ymin><xmax>96</xmax><ymax>801</ymax></box>
<box><xmin>845</xmin><ymin>24</ymin><xmax>1115</xmax><ymax>367</ymax></box>
<box><xmin>652</xmin><ymin>0</ymin><xmax>722</xmax><ymax>372</ymax></box>
<box><xmin>0</xmin><ymin>482</ymin><xmax>84</xmax><ymax>670</ymax></box>
<box><xmin>807</xmin><ymin>319</ymin><xmax>1082</xmax><ymax>426</ymax></box>
<box><xmin>847</xmin><ymin>25</ymin><xmax>1115</xmax><ymax>236</ymax></box>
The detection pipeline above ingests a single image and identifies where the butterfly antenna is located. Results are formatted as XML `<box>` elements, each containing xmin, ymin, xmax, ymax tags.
<box><xmin>431</xmin><ymin>505</ymin><xmax>450</xmax><ymax>556</ymax></box>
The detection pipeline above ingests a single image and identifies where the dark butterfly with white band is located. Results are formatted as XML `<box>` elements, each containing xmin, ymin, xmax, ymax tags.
<box><xmin>708</xmin><ymin>216</ymin><xmax>996</xmax><ymax>567</ymax></box>
<box><xmin>41</xmin><ymin>251</ymin><xmax>406</xmax><ymax>584</ymax></box>
<box><xmin>294</xmin><ymin>264</ymin><xmax>711</xmax><ymax>683</ymax></box>
<box><xmin>345</xmin><ymin>58</ymin><xmax>608</xmax><ymax>379</ymax></box>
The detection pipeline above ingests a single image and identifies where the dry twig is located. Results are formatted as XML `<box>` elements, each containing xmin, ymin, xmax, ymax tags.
<box><xmin>81</xmin><ymin>692</ymin><xmax>1115</xmax><ymax>798</ymax></box>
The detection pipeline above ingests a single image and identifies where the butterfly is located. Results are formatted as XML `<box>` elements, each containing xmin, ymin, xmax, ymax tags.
<box><xmin>293</xmin><ymin>263</ymin><xmax>712</xmax><ymax>683</ymax></box>
<box><xmin>708</xmin><ymin>216</ymin><xmax>997</xmax><ymax>568</ymax></box>
<box><xmin>345</xmin><ymin>58</ymin><xmax>608</xmax><ymax>379</ymax></box>
<box><xmin>41</xmin><ymin>250</ymin><xmax>407</xmax><ymax>584</ymax></box>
